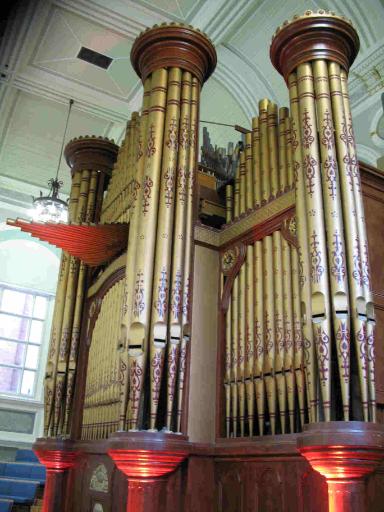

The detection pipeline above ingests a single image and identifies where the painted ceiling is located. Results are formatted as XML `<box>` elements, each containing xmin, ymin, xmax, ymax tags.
<box><xmin>0</xmin><ymin>0</ymin><xmax>383</xmax><ymax>220</ymax></box>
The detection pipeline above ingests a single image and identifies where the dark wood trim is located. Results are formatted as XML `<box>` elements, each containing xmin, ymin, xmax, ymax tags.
<box><xmin>130</xmin><ymin>24</ymin><xmax>217</xmax><ymax>84</ymax></box>
<box><xmin>65</xmin><ymin>136</ymin><xmax>119</xmax><ymax>177</ymax></box>
<box><xmin>270</xmin><ymin>13</ymin><xmax>359</xmax><ymax>81</ymax></box>
<box><xmin>221</xmin><ymin>204</ymin><xmax>295</xmax><ymax>250</ymax></box>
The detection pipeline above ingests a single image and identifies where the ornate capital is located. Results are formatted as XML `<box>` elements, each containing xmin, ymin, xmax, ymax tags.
<box><xmin>270</xmin><ymin>10</ymin><xmax>360</xmax><ymax>81</ymax></box>
<box><xmin>108</xmin><ymin>431</ymin><xmax>188</xmax><ymax>480</ymax></box>
<box><xmin>34</xmin><ymin>448</ymin><xmax>79</xmax><ymax>471</ymax></box>
<box><xmin>131</xmin><ymin>23</ymin><xmax>217</xmax><ymax>84</ymax></box>
<box><xmin>298</xmin><ymin>421</ymin><xmax>384</xmax><ymax>480</ymax></box>
<box><xmin>64</xmin><ymin>136</ymin><xmax>119</xmax><ymax>176</ymax></box>
<box><xmin>109</xmin><ymin>449</ymin><xmax>187</xmax><ymax>480</ymax></box>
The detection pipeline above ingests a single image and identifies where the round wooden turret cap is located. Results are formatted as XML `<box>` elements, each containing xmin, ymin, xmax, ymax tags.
<box><xmin>64</xmin><ymin>136</ymin><xmax>119</xmax><ymax>176</ymax></box>
<box><xmin>130</xmin><ymin>23</ymin><xmax>217</xmax><ymax>85</ymax></box>
<box><xmin>270</xmin><ymin>10</ymin><xmax>360</xmax><ymax>82</ymax></box>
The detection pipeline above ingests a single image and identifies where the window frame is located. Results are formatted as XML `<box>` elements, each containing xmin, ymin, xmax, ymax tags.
<box><xmin>0</xmin><ymin>282</ymin><xmax>54</xmax><ymax>401</ymax></box>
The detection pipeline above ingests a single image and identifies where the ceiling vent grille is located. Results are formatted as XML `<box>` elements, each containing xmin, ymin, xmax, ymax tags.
<box><xmin>77</xmin><ymin>47</ymin><xmax>112</xmax><ymax>70</ymax></box>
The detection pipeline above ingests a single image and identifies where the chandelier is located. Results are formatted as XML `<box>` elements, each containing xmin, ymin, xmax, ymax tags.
<box><xmin>31</xmin><ymin>99</ymin><xmax>74</xmax><ymax>223</ymax></box>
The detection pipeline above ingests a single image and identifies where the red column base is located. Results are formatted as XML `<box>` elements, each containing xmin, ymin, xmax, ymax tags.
<box><xmin>108</xmin><ymin>431</ymin><xmax>188</xmax><ymax>512</ymax></box>
<box><xmin>34</xmin><ymin>439</ymin><xmax>79</xmax><ymax>512</ymax></box>
<box><xmin>297</xmin><ymin>422</ymin><xmax>384</xmax><ymax>512</ymax></box>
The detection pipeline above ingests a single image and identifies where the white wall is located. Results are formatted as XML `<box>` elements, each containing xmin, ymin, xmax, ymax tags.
<box><xmin>0</xmin><ymin>223</ymin><xmax>60</xmax><ymax>446</ymax></box>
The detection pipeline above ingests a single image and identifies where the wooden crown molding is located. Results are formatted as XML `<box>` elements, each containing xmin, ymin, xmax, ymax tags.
<box><xmin>64</xmin><ymin>136</ymin><xmax>119</xmax><ymax>176</ymax></box>
<box><xmin>130</xmin><ymin>23</ymin><xmax>217</xmax><ymax>84</ymax></box>
<box><xmin>270</xmin><ymin>10</ymin><xmax>360</xmax><ymax>82</ymax></box>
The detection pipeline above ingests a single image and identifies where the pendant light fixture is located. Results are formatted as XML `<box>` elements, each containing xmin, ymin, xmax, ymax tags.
<box><xmin>31</xmin><ymin>99</ymin><xmax>74</xmax><ymax>223</ymax></box>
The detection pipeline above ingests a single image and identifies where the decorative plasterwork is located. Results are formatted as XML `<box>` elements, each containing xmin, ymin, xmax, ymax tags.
<box><xmin>349</xmin><ymin>40</ymin><xmax>384</xmax><ymax>113</ymax></box>
<box><xmin>356</xmin><ymin>144</ymin><xmax>381</xmax><ymax>165</ymax></box>
<box><xmin>90</xmin><ymin>464</ymin><xmax>109</xmax><ymax>493</ymax></box>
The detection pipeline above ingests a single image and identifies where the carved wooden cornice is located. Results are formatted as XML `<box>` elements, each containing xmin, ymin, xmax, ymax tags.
<box><xmin>270</xmin><ymin>10</ymin><xmax>360</xmax><ymax>81</ymax></box>
<box><xmin>64</xmin><ymin>136</ymin><xmax>119</xmax><ymax>177</ymax></box>
<box><xmin>131</xmin><ymin>23</ymin><xmax>217</xmax><ymax>84</ymax></box>
<box><xmin>194</xmin><ymin>189</ymin><xmax>295</xmax><ymax>249</ymax></box>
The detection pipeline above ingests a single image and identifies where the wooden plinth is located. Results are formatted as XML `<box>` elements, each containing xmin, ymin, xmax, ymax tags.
<box><xmin>34</xmin><ymin>438</ymin><xmax>79</xmax><ymax>512</ymax></box>
<box><xmin>107</xmin><ymin>431</ymin><xmax>188</xmax><ymax>512</ymax></box>
<box><xmin>297</xmin><ymin>422</ymin><xmax>384</xmax><ymax>512</ymax></box>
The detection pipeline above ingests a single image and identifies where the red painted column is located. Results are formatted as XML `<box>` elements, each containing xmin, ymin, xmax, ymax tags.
<box><xmin>297</xmin><ymin>422</ymin><xmax>384</xmax><ymax>512</ymax></box>
<box><xmin>126</xmin><ymin>478</ymin><xmax>166</xmax><ymax>511</ymax></box>
<box><xmin>34</xmin><ymin>447</ymin><xmax>79</xmax><ymax>512</ymax></box>
<box><xmin>327</xmin><ymin>480</ymin><xmax>365</xmax><ymax>512</ymax></box>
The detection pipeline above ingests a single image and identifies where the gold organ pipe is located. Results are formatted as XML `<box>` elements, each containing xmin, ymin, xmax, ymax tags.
<box><xmin>259</xmin><ymin>99</ymin><xmax>270</xmax><ymax>203</ymax></box>
<box><xmin>288</xmin><ymin>72</ymin><xmax>317</xmax><ymax>423</ymax></box>
<box><xmin>278</xmin><ymin>108</ymin><xmax>288</xmax><ymax>191</ymax></box>
<box><xmin>270</xmin><ymin>104</ymin><xmax>287</xmax><ymax>433</ymax></box>
<box><xmin>278</xmin><ymin>106</ymin><xmax>297</xmax><ymax>432</ymax></box>
<box><xmin>341</xmin><ymin>68</ymin><xmax>375</xmax><ymax>420</ymax></box>
<box><xmin>252</xmin><ymin>116</ymin><xmax>265</xmax><ymax>433</ymax></box>
<box><xmin>245</xmin><ymin>132</ymin><xmax>254</xmax><ymax>210</ymax></box>
<box><xmin>254</xmin><ymin>239</ymin><xmax>264</xmax><ymax>434</ymax></box>
<box><xmin>340</xmin><ymin>69</ymin><xmax>376</xmax><ymax>421</ymax></box>
<box><xmin>149</xmin><ymin>67</ymin><xmax>182</xmax><ymax>430</ymax></box>
<box><xmin>328</xmin><ymin>63</ymin><xmax>370</xmax><ymax>420</ymax></box>
<box><xmin>167</xmin><ymin>71</ymin><xmax>192</xmax><ymax>431</ymax></box>
<box><xmin>177</xmin><ymin>77</ymin><xmax>201</xmax><ymax>432</ymax></box>
<box><xmin>313</xmin><ymin>59</ymin><xmax>351</xmax><ymax>420</ymax></box>
<box><xmin>245</xmin><ymin>244</ymin><xmax>254</xmax><ymax>435</ymax></box>
<box><xmin>239</xmin><ymin>152</ymin><xmax>246</xmax><ymax>214</ymax></box>
<box><xmin>231</xmin><ymin>161</ymin><xmax>240</xmax><ymax>436</ymax></box>
<box><xmin>239</xmin><ymin>268</ymin><xmax>246</xmax><ymax>437</ymax></box>
<box><xmin>282</xmin><ymin>235</ymin><xmax>295</xmax><ymax>432</ymax></box>
<box><xmin>119</xmin><ymin>78</ymin><xmax>152</xmax><ymax>430</ymax></box>
<box><xmin>231</xmin><ymin>276</ymin><xmax>239</xmax><ymax>437</ymax></box>
<box><xmin>225</xmin><ymin>187</ymin><xmax>233</xmax><ymax>437</ymax></box>
<box><xmin>285</xmin><ymin>116</ymin><xmax>294</xmax><ymax>187</ymax></box>
<box><xmin>296</xmin><ymin>62</ymin><xmax>332</xmax><ymax>421</ymax></box>
<box><xmin>238</xmin><ymin>149</ymin><xmax>247</xmax><ymax>436</ymax></box>
<box><xmin>259</xmin><ymin>99</ymin><xmax>277</xmax><ymax>433</ymax></box>
<box><xmin>44</xmin><ymin>170</ymin><xmax>81</xmax><ymax>435</ymax></box>
<box><xmin>245</xmin><ymin>132</ymin><xmax>255</xmax><ymax>435</ymax></box>
<box><xmin>63</xmin><ymin>169</ymin><xmax>99</xmax><ymax>433</ymax></box>
<box><xmin>291</xmin><ymin>246</ymin><xmax>306</xmax><ymax>428</ymax></box>
<box><xmin>252</xmin><ymin>117</ymin><xmax>261</xmax><ymax>207</ymax></box>
<box><xmin>55</xmin><ymin>169</ymin><xmax>91</xmax><ymax>434</ymax></box>
<box><xmin>267</xmin><ymin>103</ymin><xmax>279</xmax><ymax>197</ymax></box>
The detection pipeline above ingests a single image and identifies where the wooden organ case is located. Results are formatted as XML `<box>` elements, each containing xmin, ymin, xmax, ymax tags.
<box><xmin>8</xmin><ymin>11</ymin><xmax>384</xmax><ymax>512</ymax></box>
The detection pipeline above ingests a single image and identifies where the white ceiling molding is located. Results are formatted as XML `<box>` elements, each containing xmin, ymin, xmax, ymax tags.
<box><xmin>11</xmin><ymin>73</ymin><xmax>131</xmax><ymax>123</ymax></box>
<box><xmin>349</xmin><ymin>39</ymin><xmax>384</xmax><ymax>116</ymax></box>
<box><xmin>0</xmin><ymin>175</ymin><xmax>50</xmax><ymax>201</ymax></box>
<box><xmin>356</xmin><ymin>143</ymin><xmax>381</xmax><ymax>165</ymax></box>
<box><xmin>197</xmin><ymin>0</ymin><xmax>263</xmax><ymax>45</ymax></box>
<box><xmin>54</xmin><ymin>0</ymin><xmax>151</xmax><ymax>39</ymax></box>
<box><xmin>214</xmin><ymin>64</ymin><xmax>256</xmax><ymax>122</ymax></box>
<box><xmin>0</xmin><ymin>88</ymin><xmax>19</xmax><ymax>156</ymax></box>
<box><xmin>369</xmin><ymin>107</ymin><xmax>384</xmax><ymax>150</ymax></box>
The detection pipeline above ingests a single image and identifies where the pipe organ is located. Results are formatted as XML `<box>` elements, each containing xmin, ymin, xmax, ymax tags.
<box><xmin>11</xmin><ymin>11</ymin><xmax>383</xmax><ymax>512</ymax></box>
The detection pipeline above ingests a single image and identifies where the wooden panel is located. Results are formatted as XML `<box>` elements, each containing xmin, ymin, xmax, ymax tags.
<box><xmin>184</xmin><ymin>457</ymin><xmax>215</xmax><ymax>512</ymax></box>
<box><xmin>216</xmin><ymin>463</ymin><xmax>244</xmax><ymax>512</ymax></box>
<box><xmin>361</xmin><ymin>164</ymin><xmax>384</xmax><ymax>404</ymax></box>
<box><xmin>188</xmin><ymin>245</ymin><xmax>220</xmax><ymax>442</ymax></box>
